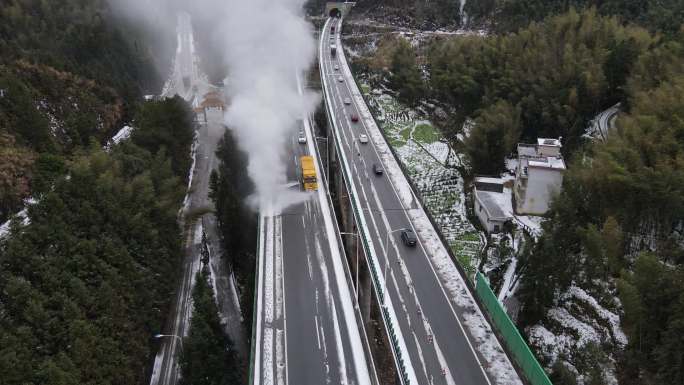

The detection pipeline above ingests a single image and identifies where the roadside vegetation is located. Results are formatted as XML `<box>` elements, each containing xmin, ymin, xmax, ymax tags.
<box><xmin>180</xmin><ymin>268</ymin><xmax>241</xmax><ymax>385</ymax></box>
<box><xmin>521</xmin><ymin>30</ymin><xmax>684</xmax><ymax>383</ymax></box>
<box><xmin>0</xmin><ymin>0</ymin><xmax>159</xmax><ymax>223</ymax></box>
<box><xmin>210</xmin><ymin>129</ymin><xmax>257</xmax><ymax>341</ymax></box>
<box><xmin>467</xmin><ymin>0</ymin><xmax>684</xmax><ymax>35</ymax></box>
<box><xmin>428</xmin><ymin>8</ymin><xmax>654</xmax><ymax>170</ymax></box>
<box><xmin>348</xmin><ymin>0</ymin><xmax>466</xmax><ymax>28</ymax></box>
<box><xmin>0</xmin><ymin>1</ymin><xmax>196</xmax><ymax>384</ymax></box>
<box><xmin>0</xmin><ymin>106</ymin><xmax>194</xmax><ymax>383</ymax></box>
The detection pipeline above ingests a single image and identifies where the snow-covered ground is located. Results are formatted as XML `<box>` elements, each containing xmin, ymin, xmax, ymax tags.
<box><xmin>0</xmin><ymin>198</ymin><xmax>35</xmax><ymax>239</ymax></box>
<box><xmin>359</xmin><ymin>86</ymin><xmax>483</xmax><ymax>274</ymax></box>
<box><xmin>104</xmin><ymin>125</ymin><xmax>134</xmax><ymax>150</ymax></box>
<box><xmin>527</xmin><ymin>284</ymin><xmax>627</xmax><ymax>385</ymax></box>
<box><xmin>110</xmin><ymin>125</ymin><xmax>133</xmax><ymax>144</ymax></box>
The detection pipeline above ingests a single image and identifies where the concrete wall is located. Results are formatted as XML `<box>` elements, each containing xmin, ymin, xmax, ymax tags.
<box><xmin>514</xmin><ymin>167</ymin><xmax>563</xmax><ymax>215</ymax></box>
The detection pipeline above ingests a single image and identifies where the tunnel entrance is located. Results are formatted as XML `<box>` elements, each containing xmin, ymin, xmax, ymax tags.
<box><xmin>329</xmin><ymin>8</ymin><xmax>342</xmax><ymax>18</ymax></box>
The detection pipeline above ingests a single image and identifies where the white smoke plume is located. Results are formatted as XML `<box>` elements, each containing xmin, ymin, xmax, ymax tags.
<box><xmin>110</xmin><ymin>0</ymin><xmax>318</xmax><ymax>212</ymax></box>
<box><xmin>210</xmin><ymin>0</ymin><xmax>318</xmax><ymax>211</ymax></box>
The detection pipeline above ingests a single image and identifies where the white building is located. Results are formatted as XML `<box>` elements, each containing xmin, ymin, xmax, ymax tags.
<box><xmin>473</xmin><ymin>177</ymin><xmax>512</xmax><ymax>234</ymax></box>
<box><xmin>514</xmin><ymin>138</ymin><xmax>565</xmax><ymax>215</ymax></box>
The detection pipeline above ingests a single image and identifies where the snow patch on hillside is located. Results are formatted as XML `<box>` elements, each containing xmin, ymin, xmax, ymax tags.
<box><xmin>0</xmin><ymin>199</ymin><xmax>36</xmax><ymax>239</ymax></box>
<box><xmin>359</xmin><ymin>85</ymin><xmax>482</xmax><ymax>273</ymax></box>
<box><xmin>527</xmin><ymin>284</ymin><xmax>626</xmax><ymax>385</ymax></box>
<box><xmin>111</xmin><ymin>125</ymin><xmax>133</xmax><ymax>144</ymax></box>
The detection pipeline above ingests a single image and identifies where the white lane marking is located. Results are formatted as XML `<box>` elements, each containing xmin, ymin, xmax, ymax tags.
<box><xmin>353</xmin><ymin>161</ymin><xmax>434</xmax><ymax>379</ymax></box>
<box><xmin>299</xmin><ymin>56</ymin><xmax>373</xmax><ymax>384</ymax></box>
<box><xmin>315</xmin><ymin>315</ymin><xmax>322</xmax><ymax>350</ymax></box>
<box><xmin>411</xmin><ymin>331</ymin><xmax>431</xmax><ymax>384</ymax></box>
<box><xmin>275</xmin><ymin>216</ymin><xmax>283</xmax><ymax>322</ymax></box>
<box><xmin>319</xmin><ymin>321</ymin><xmax>331</xmax><ymax>381</ymax></box>
<box><xmin>314</xmin><ymin>236</ymin><xmax>350</xmax><ymax>385</ymax></box>
<box><xmin>434</xmin><ymin>338</ymin><xmax>457</xmax><ymax>385</ymax></box>
<box><xmin>303</xmin><ymin>215</ymin><xmax>314</xmax><ymax>281</ymax></box>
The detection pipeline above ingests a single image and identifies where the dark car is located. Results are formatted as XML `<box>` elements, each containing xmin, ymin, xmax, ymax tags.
<box><xmin>351</xmin><ymin>114</ymin><xmax>359</xmax><ymax>122</ymax></box>
<box><xmin>372</xmin><ymin>163</ymin><xmax>384</xmax><ymax>175</ymax></box>
<box><xmin>401</xmin><ymin>229</ymin><xmax>417</xmax><ymax>247</ymax></box>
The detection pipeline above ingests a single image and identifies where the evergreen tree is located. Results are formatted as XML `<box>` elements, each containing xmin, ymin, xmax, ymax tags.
<box><xmin>132</xmin><ymin>96</ymin><xmax>195</xmax><ymax>181</ymax></box>
<box><xmin>467</xmin><ymin>1</ymin><xmax>684</xmax><ymax>35</ymax></box>
<box><xmin>389</xmin><ymin>39</ymin><xmax>424</xmax><ymax>105</ymax></box>
<box><xmin>427</xmin><ymin>8</ymin><xmax>655</xmax><ymax>171</ymax></box>
<box><xmin>210</xmin><ymin>129</ymin><xmax>257</xmax><ymax>340</ymax></box>
<box><xmin>180</xmin><ymin>268</ymin><xmax>241</xmax><ymax>385</ymax></box>
<box><xmin>463</xmin><ymin>100</ymin><xmax>521</xmax><ymax>175</ymax></box>
<box><xmin>211</xmin><ymin>130</ymin><xmax>256</xmax><ymax>259</ymax></box>
<box><xmin>0</xmin><ymin>143</ymin><xmax>188</xmax><ymax>384</ymax></box>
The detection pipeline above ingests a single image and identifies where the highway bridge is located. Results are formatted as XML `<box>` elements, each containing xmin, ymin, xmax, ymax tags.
<box><xmin>250</xmin><ymin>72</ymin><xmax>377</xmax><ymax>385</ymax></box>
<box><xmin>153</xmin><ymin>10</ymin><xmax>522</xmax><ymax>385</ymax></box>
<box><xmin>319</xmin><ymin>17</ymin><xmax>522</xmax><ymax>385</ymax></box>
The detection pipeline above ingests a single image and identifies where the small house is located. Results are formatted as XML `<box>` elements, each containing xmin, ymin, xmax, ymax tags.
<box><xmin>473</xmin><ymin>177</ymin><xmax>512</xmax><ymax>234</ymax></box>
<box><xmin>514</xmin><ymin>138</ymin><xmax>565</xmax><ymax>215</ymax></box>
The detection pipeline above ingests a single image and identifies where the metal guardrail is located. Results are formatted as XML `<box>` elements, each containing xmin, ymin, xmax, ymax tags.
<box><xmin>319</xmin><ymin>17</ymin><xmax>413</xmax><ymax>385</ymax></box>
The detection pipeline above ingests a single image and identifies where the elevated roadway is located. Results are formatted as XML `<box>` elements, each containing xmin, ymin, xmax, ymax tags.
<box><xmin>251</xmin><ymin>72</ymin><xmax>376</xmax><ymax>385</ymax></box>
<box><xmin>321</xmin><ymin>17</ymin><xmax>522</xmax><ymax>385</ymax></box>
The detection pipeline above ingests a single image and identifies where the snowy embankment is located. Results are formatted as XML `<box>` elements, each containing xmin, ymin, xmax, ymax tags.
<box><xmin>338</xmin><ymin>39</ymin><xmax>521</xmax><ymax>384</ymax></box>
<box><xmin>362</xmin><ymin>90</ymin><xmax>483</xmax><ymax>273</ymax></box>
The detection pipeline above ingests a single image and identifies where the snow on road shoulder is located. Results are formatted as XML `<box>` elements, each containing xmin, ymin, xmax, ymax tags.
<box><xmin>337</xmin><ymin>33</ymin><xmax>521</xmax><ymax>385</ymax></box>
<box><xmin>411</xmin><ymin>210</ymin><xmax>522</xmax><ymax>385</ymax></box>
<box><xmin>349</xmin><ymin>73</ymin><xmax>482</xmax><ymax>272</ymax></box>
<box><xmin>180</xmin><ymin>129</ymin><xmax>199</xmax><ymax>218</ymax></box>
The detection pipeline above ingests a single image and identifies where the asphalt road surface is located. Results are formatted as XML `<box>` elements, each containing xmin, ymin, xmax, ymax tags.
<box><xmin>252</xmin><ymin>74</ymin><xmax>374</xmax><ymax>385</ymax></box>
<box><xmin>321</xmin><ymin>17</ymin><xmax>517</xmax><ymax>385</ymax></box>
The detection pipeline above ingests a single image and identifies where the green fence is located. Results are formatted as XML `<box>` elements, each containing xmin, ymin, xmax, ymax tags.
<box><xmin>475</xmin><ymin>273</ymin><xmax>553</xmax><ymax>385</ymax></box>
